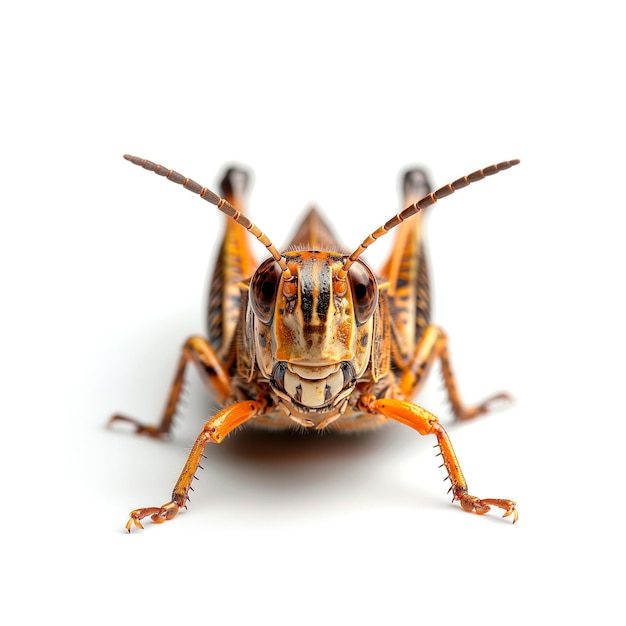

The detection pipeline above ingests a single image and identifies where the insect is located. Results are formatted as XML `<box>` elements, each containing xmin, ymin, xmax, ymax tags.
<box><xmin>110</xmin><ymin>154</ymin><xmax>520</xmax><ymax>531</ymax></box>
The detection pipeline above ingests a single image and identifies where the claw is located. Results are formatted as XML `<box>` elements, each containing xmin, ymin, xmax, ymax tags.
<box><xmin>125</xmin><ymin>501</ymin><xmax>181</xmax><ymax>532</ymax></box>
<box><xmin>460</xmin><ymin>391</ymin><xmax>514</xmax><ymax>421</ymax></box>
<box><xmin>108</xmin><ymin>414</ymin><xmax>166</xmax><ymax>439</ymax></box>
<box><xmin>500</xmin><ymin>502</ymin><xmax>519</xmax><ymax>524</ymax></box>
<box><xmin>459</xmin><ymin>494</ymin><xmax>518</xmax><ymax>523</ymax></box>
<box><xmin>126</xmin><ymin>515</ymin><xmax>145</xmax><ymax>533</ymax></box>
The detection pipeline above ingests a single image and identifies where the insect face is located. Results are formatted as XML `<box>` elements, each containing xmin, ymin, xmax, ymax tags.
<box><xmin>249</xmin><ymin>251</ymin><xmax>378</xmax><ymax>415</ymax></box>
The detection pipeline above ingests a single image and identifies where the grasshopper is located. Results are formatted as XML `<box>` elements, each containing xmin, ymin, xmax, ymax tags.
<box><xmin>110</xmin><ymin>155</ymin><xmax>520</xmax><ymax>531</ymax></box>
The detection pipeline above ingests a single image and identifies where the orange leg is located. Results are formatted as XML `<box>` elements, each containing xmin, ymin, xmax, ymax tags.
<box><xmin>109</xmin><ymin>335</ymin><xmax>231</xmax><ymax>438</ymax></box>
<box><xmin>360</xmin><ymin>396</ymin><xmax>517</xmax><ymax>522</ymax></box>
<box><xmin>126</xmin><ymin>399</ymin><xmax>265</xmax><ymax>532</ymax></box>
<box><xmin>399</xmin><ymin>325</ymin><xmax>512</xmax><ymax>421</ymax></box>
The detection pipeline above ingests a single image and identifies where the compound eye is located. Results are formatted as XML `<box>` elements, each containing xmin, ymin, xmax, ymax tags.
<box><xmin>348</xmin><ymin>261</ymin><xmax>378</xmax><ymax>325</ymax></box>
<box><xmin>250</xmin><ymin>258</ymin><xmax>281</xmax><ymax>324</ymax></box>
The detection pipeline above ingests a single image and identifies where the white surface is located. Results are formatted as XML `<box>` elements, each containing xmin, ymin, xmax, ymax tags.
<box><xmin>2</xmin><ymin>1</ymin><xmax>623</xmax><ymax>624</ymax></box>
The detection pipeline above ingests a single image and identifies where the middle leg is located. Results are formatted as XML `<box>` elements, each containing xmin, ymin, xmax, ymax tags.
<box><xmin>109</xmin><ymin>335</ymin><xmax>232</xmax><ymax>438</ymax></box>
<box><xmin>399</xmin><ymin>325</ymin><xmax>512</xmax><ymax>421</ymax></box>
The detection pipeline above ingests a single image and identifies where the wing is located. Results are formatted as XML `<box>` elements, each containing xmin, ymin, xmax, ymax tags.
<box><xmin>206</xmin><ymin>167</ymin><xmax>258</xmax><ymax>361</ymax></box>
<box><xmin>379</xmin><ymin>168</ymin><xmax>433</xmax><ymax>372</ymax></box>
<box><xmin>284</xmin><ymin>206</ymin><xmax>345</xmax><ymax>252</ymax></box>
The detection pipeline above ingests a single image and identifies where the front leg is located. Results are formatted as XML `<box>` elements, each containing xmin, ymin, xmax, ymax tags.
<box><xmin>109</xmin><ymin>335</ymin><xmax>231</xmax><ymax>438</ymax></box>
<box><xmin>126</xmin><ymin>399</ymin><xmax>265</xmax><ymax>531</ymax></box>
<box><xmin>359</xmin><ymin>395</ymin><xmax>517</xmax><ymax>522</ymax></box>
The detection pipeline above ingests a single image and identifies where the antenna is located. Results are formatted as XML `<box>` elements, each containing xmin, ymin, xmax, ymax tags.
<box><xmin>337</xmin><ymin>159</ymin><xmax>520</xmax><ymax>279</ymax></box>
<box><xmin>122</xmin><ymin>154</ymin><xmax>294</xmax><ymax>281</ymax></box>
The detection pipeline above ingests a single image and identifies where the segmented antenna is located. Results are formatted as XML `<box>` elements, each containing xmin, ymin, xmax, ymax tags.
<box><xmin>123</xmin><ymin>154</ymin><xmax>293</xmax><ymax>280</ymax></box>
<box><xmin>338</xmin><ymin>159</ymin><xmax>520</xmax><ymax>278</ymax></box>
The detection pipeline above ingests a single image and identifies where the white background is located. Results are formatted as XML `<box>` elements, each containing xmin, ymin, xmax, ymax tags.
<box><xmin>2</xmin><ymin>1</ymin><xmax>624</xmax><ymax>623</ymax></box>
